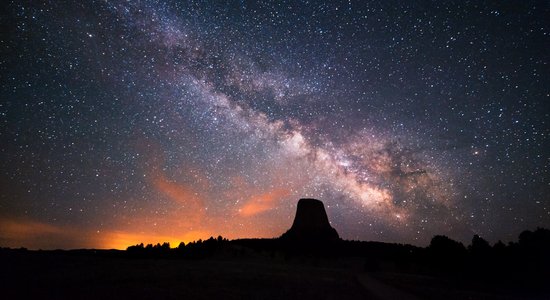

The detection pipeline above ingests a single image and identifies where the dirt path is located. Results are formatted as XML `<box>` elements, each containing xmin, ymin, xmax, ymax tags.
<box><xmin>356</xmin><ymin>273</ymin><xmax>420</xmax><ymax>300</ymax></box>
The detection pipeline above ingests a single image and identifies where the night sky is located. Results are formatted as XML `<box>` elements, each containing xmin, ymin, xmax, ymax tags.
<box><xmin>1</xmin><ymin>1</ymin><xmax>549</xmax><ymax>250</ymax></box>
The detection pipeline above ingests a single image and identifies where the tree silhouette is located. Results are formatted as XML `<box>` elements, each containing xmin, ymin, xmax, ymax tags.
<box><xmin>429</xmin><ymin>235</ymin><xmax>466</xmax><ymax>255</ymax></box>
<box><xmin>469</xmin><ymin>234</ymin><xmax>491</xmax><ymax>256</ymax></box>
<box><xmin>427</xmin><ymin>235</ymin><xmax>467</xmax><ymax>272</ymax></box>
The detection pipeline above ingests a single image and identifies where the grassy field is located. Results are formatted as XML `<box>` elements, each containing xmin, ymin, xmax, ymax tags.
<box><xmin>1</xmin><ymin>249</ymin><xmax>548</xmax><ymax>299</ymax></box>
<box><xmin>1</xmin><ymin>250</ymin><xmax>370</xmax><ymax>299</ymax></box>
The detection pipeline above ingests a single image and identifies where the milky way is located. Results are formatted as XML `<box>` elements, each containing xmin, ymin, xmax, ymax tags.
<box><xmin>1</xmin><ymin>1</ymin><xmax>549</xmax><ymax>249</ymax></box>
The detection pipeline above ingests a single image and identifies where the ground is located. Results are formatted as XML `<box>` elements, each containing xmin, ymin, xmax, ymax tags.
<box><xmin>1</xmin><ymin>250</ymin><xmax>546</xmax><ymax>299</ymax></box>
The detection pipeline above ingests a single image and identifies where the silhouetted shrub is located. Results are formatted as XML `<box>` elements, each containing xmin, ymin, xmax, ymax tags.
<box><xmin>429</xmin><ymin>235</ymin><xmax>466</xmax><ymax>255</ymax></box>
<box><xmin>469</xmin><ymin>234</ymin><xmax>491</xmax><ymax>256</ymax></box>
<box><xmin>519</xmin><ymin>228</ymin><xmax>550</xmax><ymax>252</ymax></box>
<box><xmin>427</xmin><ymin>235</ymin><xmax>467</xmax><ymax>272</ymax></box>
<box><xmin>493</xmin><ymin>240</ymin><xmax>505</xmax><ymax>250</ymax></box>
<box><xmin>517</xmin><ymin>228</ymin><xmax>550</xmax><ymax>276</ymax></box>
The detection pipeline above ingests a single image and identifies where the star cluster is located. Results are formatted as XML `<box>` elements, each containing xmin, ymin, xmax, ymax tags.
<box><xmin>1</xmin><ymin>1</ymin><xmax>548</xmax><ymax>249</ymax></box>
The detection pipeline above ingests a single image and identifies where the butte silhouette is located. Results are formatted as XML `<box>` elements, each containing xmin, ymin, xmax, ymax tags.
<box><xmin>280</xmin><ymin>198</ymin><xmax>340</xmax><ymax>243</ymax></box>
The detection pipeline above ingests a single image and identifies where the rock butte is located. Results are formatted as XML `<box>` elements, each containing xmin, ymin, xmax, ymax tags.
<box><xmin>280</xmin><ymin>198</ymin><xmax>340</xmax><ymax>242</ymax></box>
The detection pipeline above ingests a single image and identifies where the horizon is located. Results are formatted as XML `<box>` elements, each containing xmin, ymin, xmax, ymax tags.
<box><xmin>1</xmin><ymin>1</ymin><xmax>549</xmax><ymax>250</ymax></box>
<box><xmin>1</xmin><ymin>207</ymin><xmax>545</xmax><ymax>251</ymax></box>
<box><xmin>3</xmin><ymin>226</ymin><xmax>547</xmax><ymax>251</ymax></box>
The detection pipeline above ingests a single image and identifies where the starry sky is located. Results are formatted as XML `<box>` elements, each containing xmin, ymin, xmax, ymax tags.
<box><xmin>1</xmin><ymin>1</ymin><xmax>549</xmax><ymax>249</ymax></box>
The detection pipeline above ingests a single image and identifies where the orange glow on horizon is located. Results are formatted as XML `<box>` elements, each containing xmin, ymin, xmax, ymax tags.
<box><xmin>0</xmin><ymin>218</ymin><xmax>218</xmax><ymax>250</ymax></box>
<box><xmin>98</xmin><ymin>230</ymin><xmax>212</xmax><ymax>250</ymax></box>
<box><xmin>0</xmin><ymin>166</ymin><xmax>296</xmax><ymax>250</ymax></box>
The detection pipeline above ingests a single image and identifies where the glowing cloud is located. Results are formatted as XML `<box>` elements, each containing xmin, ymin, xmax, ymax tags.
<box><xmin>239</xmin><ymin>188</ymin><xmax>291</xmax><ymax>217</ymax></box>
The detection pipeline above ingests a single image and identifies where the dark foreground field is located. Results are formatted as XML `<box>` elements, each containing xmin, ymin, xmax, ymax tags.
<box><xmin>1</xmin><ymin>250</ymin><xmax>368</xmax><ymax>300</ymax></box>
<box><xmin>2</xmin><ymin>248</ymin><xmax>548</xmax><ymax>300</ymax></box>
